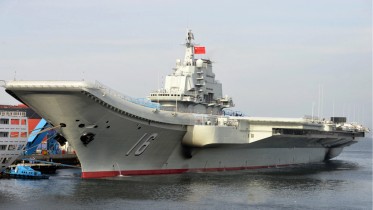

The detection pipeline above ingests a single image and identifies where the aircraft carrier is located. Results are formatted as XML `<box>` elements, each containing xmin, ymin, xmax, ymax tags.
<box><xmin>2</xmin><ymin>30</ymin><xmax>367</xmax><ymax>178</ymax></box>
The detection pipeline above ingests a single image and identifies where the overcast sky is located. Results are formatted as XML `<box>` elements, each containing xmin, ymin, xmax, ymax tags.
<box><xmin>0</xmin><ymin>0</ymin><xmax>371</xmax><ymax>128</ymax></box>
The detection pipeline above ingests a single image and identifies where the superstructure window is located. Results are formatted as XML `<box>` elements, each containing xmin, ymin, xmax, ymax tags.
<box><xmin>0</xmin><ymin>132</ymin><xmax>8</xmax><ymax>137</ymax></box>
<box><xmin>11</xmin><ymin>119</ymin><xmax>20</xmax><ymax>125</ymax></box>
<box><xmin>0</xmin><ymin>118</ymin><xmax>9</xmax><ymax>124</ymax></box>
<box><xmin>5</xmin><ymin>158</ymin><xmax>11</xmax><ymax>164</ymax></box>
<box><xmin>20</xmin><ymin>132</ymin><xmax>27</xmax><ymax>137</ymax></box>
<box><xmin>10</xmin><ymin>132</ymin><xmax>19</xmax><ymax>138</ymax></box>
<box><xmin>8</xmin><ymin>145</ymin><xmax>16</xmax><ymax>151</ymax></box>
<box><xmin>0</xmin><ymin>145</ymin><xmax>6</xmax><ymax>150</ymax></box>
<box><xmin>1</xmin><ymin>158</ymin><xmax>8</xmax><ymax>164</ymax></box>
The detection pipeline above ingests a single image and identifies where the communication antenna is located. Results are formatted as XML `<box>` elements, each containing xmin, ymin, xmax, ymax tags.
<box><xmin>321</xmin><ymin>85</ymin><xmax>324</xmax><ymax>120</ymax></box>
<box><xmin>317</xmin><ymin>84</ymin><xmax>324</xmax><ymax>121</ymax></box>
<box><xmin>157</xmin><ymin>71</ymin><xmax>159</xmax><ymax>104</ymax></box>
<box><xmin>318</xmin><ymin>85</ymin><xmax>321</xmax><ymax>120</ymax></box>
<box><xmin>175</xmin><ymin>90</ymin><xmax>178</xmax><ymax>113</ymax></box>
<box><xmin>14</xmin><ymin>70</ymin><xmax>17</xmax><ymax>80</ymax></box>
<box><xmin>311</xmin><ymin>102</ymin><xmax>315</xmax><ymax>121</ymax></box>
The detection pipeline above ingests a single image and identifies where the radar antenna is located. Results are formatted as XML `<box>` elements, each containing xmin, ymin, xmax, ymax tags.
<box><xmin>184</xmin><ymin>29</ymin><xmax>195</xmax><ymax>65</ymax></box>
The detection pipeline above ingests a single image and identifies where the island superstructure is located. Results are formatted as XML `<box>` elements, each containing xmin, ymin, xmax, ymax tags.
<box><xmin>2</xmin><ymin>30</ymin><xmax>367</xmax><ymax>178</ymax></box>
<box><xmin>148</xmin><ymin>30</ymin><xmax>233</xmax><ymax>115</ymax></box>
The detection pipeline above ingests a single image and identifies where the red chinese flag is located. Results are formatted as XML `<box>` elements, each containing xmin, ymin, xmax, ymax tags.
<box><xmin>194</xmin><ymin>46</ymin><xmax>206</xmax><ymax>54</ymax></box>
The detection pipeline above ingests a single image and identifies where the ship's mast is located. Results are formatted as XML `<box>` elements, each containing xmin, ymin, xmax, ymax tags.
<box><xmin>184</xmin><ymin>29</ymin><xmax>195</xmax><ymax>66</ymax></box>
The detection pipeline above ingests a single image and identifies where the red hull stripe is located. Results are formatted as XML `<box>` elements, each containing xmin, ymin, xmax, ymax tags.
<box><xmin>81</xmin><ymin>164</ymin><xmax>294</xmax><ymax>179</ymax></box>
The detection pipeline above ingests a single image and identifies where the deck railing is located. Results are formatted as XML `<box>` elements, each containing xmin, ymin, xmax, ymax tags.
<box><xmin>94</xmin><ymin>81</ymin><xmax>160</xmax><ymax>109</ymax></box>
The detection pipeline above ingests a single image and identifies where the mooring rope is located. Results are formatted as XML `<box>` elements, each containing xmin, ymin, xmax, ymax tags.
<box><xmin>28</xmin><ymin>124</ymin><xmax>62</xmax><ymax>137</ymax></box>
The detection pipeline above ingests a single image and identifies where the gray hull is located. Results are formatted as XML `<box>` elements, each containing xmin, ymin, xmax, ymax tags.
<box><xmin>5</xmin><ymin>86</ymin><xmax>360</xmax><ymax>178</ymax></box>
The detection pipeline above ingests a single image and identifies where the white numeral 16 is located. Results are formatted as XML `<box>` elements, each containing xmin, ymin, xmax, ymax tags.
<box><xmin>126</xmin><ymin>133</ymin><xmax>158</xmax><ymax>156</ymax></box>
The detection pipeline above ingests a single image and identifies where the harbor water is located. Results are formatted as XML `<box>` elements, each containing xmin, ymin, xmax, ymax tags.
<box><xmin>0</xmin><ymin>138</ymin><xmax>371</xmax><ymax>210</ymax></box>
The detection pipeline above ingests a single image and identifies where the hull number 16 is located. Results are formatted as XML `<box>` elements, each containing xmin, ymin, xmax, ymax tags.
<box><xmin>126</xmin><ymin>133</ymin><xmax>158</xmax><ymax>156</ymax></box>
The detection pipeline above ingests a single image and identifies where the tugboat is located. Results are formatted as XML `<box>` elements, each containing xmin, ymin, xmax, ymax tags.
<box><xmin>7</xmin><ymin>163</ymin><xmax>49</xmax><ymax>179</ymax></box>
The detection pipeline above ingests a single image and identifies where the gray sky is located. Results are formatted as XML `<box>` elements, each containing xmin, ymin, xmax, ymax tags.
<box><xmin>0</xmin><ymin>0</ymin><xmax>372</xmax><ymax>128</ymax></box>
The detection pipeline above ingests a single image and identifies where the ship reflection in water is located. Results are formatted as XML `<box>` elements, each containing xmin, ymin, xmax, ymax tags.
<box><xmin>0</xmin><ymin>139</ymin><xmax>371</xmax><ymax>210</ymax></box>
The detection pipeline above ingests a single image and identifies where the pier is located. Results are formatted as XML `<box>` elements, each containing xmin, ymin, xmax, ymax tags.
<box><xmin>16</xmin><ymin>153</ymin><xmax>80</xmax><ymax>166</ymax></box>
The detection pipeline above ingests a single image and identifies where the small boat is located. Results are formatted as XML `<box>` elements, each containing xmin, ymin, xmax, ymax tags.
<box><xmin>7</xmin><ymin>164</ymin><xmax>49</xmax><ymax>179</ymax></box>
